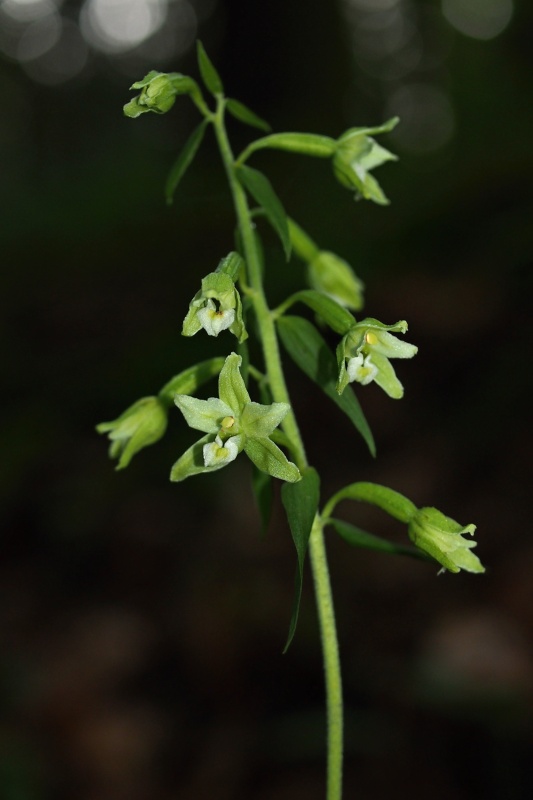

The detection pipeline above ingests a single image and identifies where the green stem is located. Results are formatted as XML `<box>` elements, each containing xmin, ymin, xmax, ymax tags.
<box><xmin>213</xmin><ymin>98</ymin><xmax>344</xmax><ymax>800</ymax></box>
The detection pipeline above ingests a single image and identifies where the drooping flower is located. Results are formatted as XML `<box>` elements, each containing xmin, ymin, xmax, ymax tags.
<box><xmin>408</xmin><ymin>507</ymin><xmax>485</xmax><ymax>574</ymax></box>
<box><xmin>337</xmin><ymin>318</ymin><xmax>417</xmax><ymax>398</ymax></box>
<box><xmin>332</xmin><ymin>118</ymin><xmax>399</xmax><ymax>205</ymax></box>
<box><xmin>96</xmin><ymin>396</ymin><xmax>168</xmax><ymax>470</ymax></box>
<box><xmin>182</xmin><ymin>253</ymin><xmax>247</xmax><ymax>343</ymax></box>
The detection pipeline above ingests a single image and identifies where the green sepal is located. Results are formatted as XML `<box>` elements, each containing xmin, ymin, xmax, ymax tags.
<box><xmin>238</xmin><ymin>132</ymin><xmax>337</xmax><ymax>165</ymax></box>
<box><xmin>165</xmin><ymin>119</ymin><xmax>209</xmax><ymax>205</ymax></box>
<box><xmin>170</xmin><ymin>433</ymin><xmax>221</xmax><ymax>482</ymax></box>
<box><xmin>328</xmin><ymin>518</ymin><xmax>428</xmax><ymax>560</ymax></box>
<box><xmin>218</xmin><ymin>352</ymin><xmax>251</xmax><ymax>415</ymax></box>
<box><xmin>174</xmin><ymin>395</ymin><xmax>235</xmax><ymax>434</ymax></box>
<box><xmin>226</xmin><ymin>98</ymin><xmax>271</xmax><ymax>132</ymax></box>
<box><xmin>277</xmin><ymin>315</ymin><xmax>375</xmax><ymax>456</ymax></box>
<box><xmin>251</xmin><ymin>466</ymin><xmax>273</xmax><ymax>536</ymax></box>
<box><xmin>244</xmin><ymin>437</ymin><xmax>301</xmax><ymax>483</ymax></box>
<box><xmin>96</xmin><ymin>396</ymin><xmax>168</xmax><ymax>470</ymax></box>
<box><xmin>277</xmin><ymin>289</ymin><xmax>356</xmax><ymax>335</ymax></box>
<box><xmin>323</xmin><ymin>481</ymin><xmax>417</xmax><ymax>522</ymax></box>
<box><xmin>196</xmin><ymin>40</ymin><xmax>224</xmax><ymax>96</ymax></box>
<box><xmin>236</xmin><ymin>165</ymin><xmax>291</xmax><ymax>260</ymax></box>
<box><xmin>281</xmin><ymin>467</ymin><xmax>320</xmax><ymax>651</ymax></box>
<box><xmin>158</xmin><ymin>357</ymin><xmax>225</xmax><ymax>407</ymax></box>
<box><xmin>241</xmin><ymin>401</ymin><xmax>290</xmax><ymax>439</ymax></box>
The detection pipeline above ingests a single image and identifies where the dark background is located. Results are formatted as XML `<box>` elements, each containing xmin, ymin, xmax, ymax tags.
<box><xmin>1</xmin><ymin>1</ymin><xmax>532</xmax><ymax>798</ymax></box>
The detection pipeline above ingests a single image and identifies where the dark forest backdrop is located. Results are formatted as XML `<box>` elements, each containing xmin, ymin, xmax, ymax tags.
<box><xmin>1</xmin><ymin>1</ymin><xmax>532</xmax><ymax>798</ymax></box>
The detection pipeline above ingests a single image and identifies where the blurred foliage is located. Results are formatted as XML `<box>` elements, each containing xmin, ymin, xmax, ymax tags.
<box><xmin>1</xmin><ymin>0</ymin><xmax>533</xmax><ymax>798</ymax></box>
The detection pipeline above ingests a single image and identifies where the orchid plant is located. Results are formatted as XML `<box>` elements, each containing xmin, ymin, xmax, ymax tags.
<box><xmin>97</xmin><ymin>43</ymin><xmax>485</xmax><ymax>800</ymax></box>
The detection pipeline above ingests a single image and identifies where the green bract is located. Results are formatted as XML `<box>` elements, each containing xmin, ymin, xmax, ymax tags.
<box><xmin>96</xmin><ymin>396</ymin><xmax>168</xmax><ymax>470</ymax></box>
<box><xmin>408</xmin><ymin>507</ymin><xmax>485</xmax><ymax>574</ymax></box>
<box><xmin>333</xmin><ymin>118</ymin><xmax>399</xmax><ymax>205</ymax></box>
<box><xmin>171</xmin><ymin>353</ymin><xmax>300</xmax><ymax>482</ymax></box>
<box><xmin>337</xmin><ymin>318</ymin><xmax>418</xmax><ymax>398</ymax></box>
<box><xmin>182</xmin><ymin>257</ymin><xmax>247</xmax><ymax>343</ymax></box>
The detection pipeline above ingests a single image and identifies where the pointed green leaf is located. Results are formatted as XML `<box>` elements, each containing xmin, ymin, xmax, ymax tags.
<box><xmin>165</xmin><ymin>119</ymin><xmax>209</xmax><ymax>205</ymax></box>
<box><xmin>236</xmin><ymin>165</ymin><xmax>291</xmax><ymax>260</ymax></box>
<box><xmin>196</xmin><ymin>40</ymin><xmax>224</xmax><ymax>96</ymax></box>
<box><xmin>277</xmin><ymin>316</ymin><xmax>375</xmax><ymax>456</ymax></box>
<box><xmin>158</xmin><ymin>357</ymin><xmax>225</xmax><ymax>406</ymax></box>
<box><xmin>328</xmin><ymin>518</ymin><xmax>429</xmax><ymax>560</ymax></box>
<box><xmin>226</xmin><ymin>98</ymin><xmax>271</xmax><ymax>132</ymax></box>
<box><xmin>244</xmin><ymin>437</ymin><xmax>300</xmax><ymax>483</ymax></box>
<box><xmin>277</xmin><ymin>289</ymin><xmax>356</xmax><ymax>335</ymax></box>
<box><xmin>281</xmin><ymin>467</ymin><xmax>320</xmax><ymax>651</ymax></box>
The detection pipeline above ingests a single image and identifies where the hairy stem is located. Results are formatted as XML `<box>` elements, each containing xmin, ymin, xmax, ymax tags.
<box><xmin>213</xmin><ymin>98</ymin><xmax>344</xmax><ymax>800</ymax></box>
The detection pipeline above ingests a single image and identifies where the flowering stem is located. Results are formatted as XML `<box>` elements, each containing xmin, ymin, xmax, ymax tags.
<box><xmin>212</xmin><ymin>97</ymin><xmax>343</xmax><ymax>800</ymax></box>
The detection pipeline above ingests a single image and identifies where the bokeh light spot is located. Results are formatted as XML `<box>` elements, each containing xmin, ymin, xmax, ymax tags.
<box><xmin>442</xmin><ymin>0</ymin><xmax>513</xmax><ymax>41</ymax></box>
<box><xmin>80</xmin><ymin>0</ymin><xmax>168</xmax><ymax>54</ymax></box>
<box><xmin>386</xmin><ymin>84</ymin><xmax>455</xmax><ymax>153</ymax></box>
<box><xmin>16</xmin><ymin>11</ymin><xmax>60</xmax><ymax>61</ymax></box>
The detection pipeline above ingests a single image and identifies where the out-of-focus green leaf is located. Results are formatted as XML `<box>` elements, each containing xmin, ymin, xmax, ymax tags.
<box><xmin>277</xmin><ymin>289</ymin><xmax>356</xmax><ymax>335</ymax></box>
<box><xmin>236</xmin><ymin>165</ymin><xmax>291</xmax><ymax>260</ymax></box>
<box><xmin>158</xmin><ymin>357</ymin><xmax>225</xmax><ymax>406</ymax></box>
<box><xmin>196</xmin><ymin>40</ymin><xmax>224</xmax><ymax>96</ymax></box>
<box><xmin>226</xmin><ymin>98</ymin><xmax>271</xmax><ymax>132</ymax></box>
<box><xmin>281</xmin><ymin>467</ymin><xmax>320</xmax><ymax>651</ymax></box>
<box><xmin>277</xmin><ymin>316</ymin><xmax>375</xmax><ymax>456</ymax></box>
<box><xmin>165</xmin><ymin>119</ymin><xmax>209</xmax><ymax>205</ymax></box>
<box><xmin>328</xmin><ymin>518</ymin><xmax>428</xmax><ymax>560</ymax></box>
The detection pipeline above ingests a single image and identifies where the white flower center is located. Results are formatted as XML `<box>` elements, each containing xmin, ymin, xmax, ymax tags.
<box><xmin>203</xmin><ymin>434</ymin><xmax>239</xmax><ymax>467</ymax></box>
<box><xmin>347</xmin><ymin>353</ymin><xmax>378</xmax><ymax>386</ymax></box>
<box><xmin>197</xmin><ymin>299</ymin><xmax>235</xmax><ymax>337</ymax></box>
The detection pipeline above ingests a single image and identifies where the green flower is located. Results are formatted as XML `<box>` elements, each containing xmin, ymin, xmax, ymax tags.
<box><xmin>333</xmin><ymin>118</ymin><xmax>399</xmax><ymax>205</ymax></box>
<box><xmin>96</xmin><ymin>396</ymin><xmax>168</xmax><ymax>470</ymax></box>
<box><xmin>123</xmin><ymin>71</ymin><xmax>199</xmax><ymax>118</ymax></box>
<box><xmin>182</xmin><ymin>253</ymin><xmax>247</xmax><ymax>343</ymax></box>
<box><xmin>171</xmin><ymin>353</ymin><xmax>300</xmax><ymax>483</ymax></box>
<box><xmin>408</xmin><ymin>507</ymin><xmax>485</xmax><ymax>574</ymax></box>
<box><xmin>337</xmin><ymin>318</ymin><xmax>417</xmax><ymax>398</ymax></box>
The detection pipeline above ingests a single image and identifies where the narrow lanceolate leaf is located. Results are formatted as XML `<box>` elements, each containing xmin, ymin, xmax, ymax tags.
<box><xmin>165</xmin><ymin>119</ymin><xmax>209</xmax><ymax>205</ymax></box>
<box><xmin>158</xmin><ymin>357</ymin><xmax>225</xmax><ymax>406</ymax></box>
<box><xmin>278</xmin><ymin>290</ymin><xmax>356</xmax><ymax>335</ymax></box>
<box><xmin>226</xmin><ymin>98</ymin><xmax>271</xmax><ymax>132</ymax></box>
<box><xmin>236</xmin><ymin>165</ymin><xmax>291</xmax><ymax>260</ymax></box>
<box><xmin>281</xmin><ymin>467</ymin><xmax>320</xmax><ymax>652</ymax></box>
<box><xmin>277</xmin><ymin>316</ymin><xmax>375</xmax><ymax>456</ymax></box>
<box><xmin>196</xmin><ymin>40</ymin><xmax>224</xmax><ymax>96</ymax></box>
<box><xmin>328</xmin><ymin>518</ymin><xmax>429</xmax><ymax>561</ymax></box>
